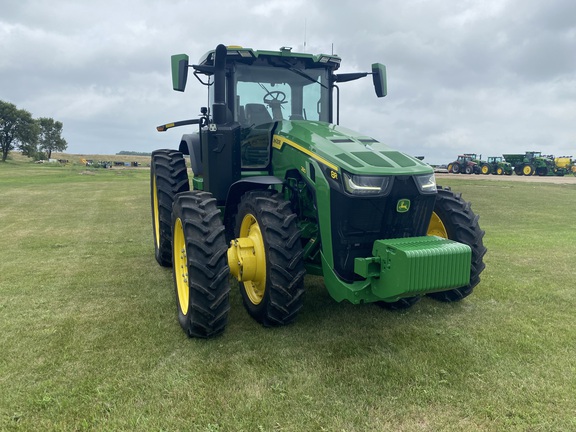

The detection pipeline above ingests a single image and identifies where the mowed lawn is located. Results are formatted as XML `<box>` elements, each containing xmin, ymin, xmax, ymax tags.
<box><xmin>1</xmin><ymin>161</ymin><xmax>575</xmax><ymax>431</ymax></box>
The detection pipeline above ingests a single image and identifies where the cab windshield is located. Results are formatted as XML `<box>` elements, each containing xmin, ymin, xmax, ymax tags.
<box><xmin>233</xmin><ymin>63</ymin><xmax>330</xmax><ymax>126</ymax></box>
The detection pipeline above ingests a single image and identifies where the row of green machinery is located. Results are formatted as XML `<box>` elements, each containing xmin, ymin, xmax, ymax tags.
<box><xmin>151</xmin><ymin>44</ymin><xmax>487</xmax><ymax>338</ymax></box>
<box><xmin>502</xmin><ymin>152</ymin><xmax>575</xmax><ymax>176</ymax></box>
<box><xmin>447</xmin><ymin>152</ymin><xmax>575</xmax><ymax>176</ymax></box>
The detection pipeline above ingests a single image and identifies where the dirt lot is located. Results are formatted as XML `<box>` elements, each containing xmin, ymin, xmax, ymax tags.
<box><xmin>435</xmin><ymin>173</ymin><xmax>576</xmax><ymax>185</ymax></box>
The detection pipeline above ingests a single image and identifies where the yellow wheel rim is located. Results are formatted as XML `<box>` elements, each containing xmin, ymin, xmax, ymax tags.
<box><xmin>173</xmin><ymin>218</ymin><xmax>189</xmax><ymax>315</ymax></box>
<box><xmin>152</xmin><ymin>176</ymin><xmax>160</xmax><ymax>248</ymax></box>
<box><xmin>239</xmin><ymin>214</ymin><xmax>266</xmax><ymax>305</ymax></box>
<box><xmin>523</xmin><ymin>165</ymin><xmax>532</xmax><ymax>175</ymax></box>
<box><xmin>481</xmin><ymin>166</ymin><xmax>489</xmax><ymax>174</ymax></box>
<box><xmin>497</xmin><ymin>168</ymin><xmax>503</xmax><ymax>175</ymax></box>
<box><xmin>427</xmin><ymin>211</ymin><xmax>448</xmax><ymax>238</ymax></box>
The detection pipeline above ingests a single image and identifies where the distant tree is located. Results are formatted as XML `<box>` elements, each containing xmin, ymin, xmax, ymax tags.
<box><xmin>19</xmin><ymin>139</ymin><xmax>41</xmax><ymax>160</ymax></box>
<box><xmin>0</xmin><ymin>100</ymin><xmax>38</xmax><ymax>162</ymax></box>
<box><xmin>38</xmin><ymin>117</ymin><xmax>67</xmax><ymax>159</ymax></box>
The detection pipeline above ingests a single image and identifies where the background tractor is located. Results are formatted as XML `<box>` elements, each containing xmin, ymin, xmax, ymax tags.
<box><xmin>151</xmin><ymin>44</ymin><xmax>487</xmax><ymax>338</ymax></box>
<box><xmin>447</xmin><ymin>154</ymin><xmax>482</xmax><ymax>174</ymax></box>
<box><xmin>479</xmin><ymin>156</ymin><xmax>512</xmax><ymax>175</ymax></box>
<box><xmin>503</xmin><ymin>151</ymin><xmax>564</xmax><ymax>176</ymax></box>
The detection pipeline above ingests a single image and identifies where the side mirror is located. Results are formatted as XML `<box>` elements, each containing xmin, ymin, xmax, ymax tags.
<box><xmin>371</xmin><ymin>63</ymin><xmax>387</xmax><ymax>98</ymax></box>
<box><xmin>171</xmin><ymin>54</ymin><xmax>189</xmax><ymax>92</ymax></box>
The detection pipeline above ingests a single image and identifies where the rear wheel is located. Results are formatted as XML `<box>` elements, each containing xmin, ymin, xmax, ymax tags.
<box><xmin>447</xmin><ymin>163</ymin><xmax>454</xmax><ymax>173</ymax></box>
<box><xmin>151</xmin><ymin>150</ymin><xmax>189</xmax><ymax>266</ymax></box>
<box><xmin>464</xmin><ymin>165</ymin><xmax>473</xmax><ymax>174</ymax></box>
<box><xmin>481</xmin><ymin>164</ymin><xmax>491</xmax><ymax>175</ymax></box>
<box><xmin>172</xmin><ymin>191</ymin><xmax>230</xmax><ymax>338</ymax></box>
<box><xmin>231</xmin><ymin>190</ymin><xmax>306</xmax><ymax>326</ymax></box>
<box><xmin>451</xmin><ymin>163</ymin><xmax>460</xmax><ymax>174</ymax></box>
<box><xmin>523</xmin><ymin>164</ymin><xmax>535</xmax><ymax>176</ymax></box>
<box><xmin>426</xmin><ymin>187</ymin><xmax>486</xmax><ymax>302</ymax></box>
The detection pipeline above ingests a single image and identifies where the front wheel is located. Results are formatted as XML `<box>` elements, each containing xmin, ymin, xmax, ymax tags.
<box><xmin>426</xmin><ymin>187</ymin><xmax>487</xmax><ymax>302</ymax></box>
<box><xmin>172</xmin><ymin>191</ymin><xmax>230</xmax><ymax>338</ymax></box>
<box><xmin>231</xmin><ymin>190</ymin><xmax>306</xmax><ymax>326</ymax></box>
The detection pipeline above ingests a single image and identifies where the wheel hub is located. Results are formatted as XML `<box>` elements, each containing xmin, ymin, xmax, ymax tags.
<box><xmin>228</xmin><ymin>214</ymin><xmax>266</xmax><ymax>304</ymax></box>
<box><xmin>228</xmin><ymin>238</ymin><xmax>258</xmax><ymax>281</ymax></box>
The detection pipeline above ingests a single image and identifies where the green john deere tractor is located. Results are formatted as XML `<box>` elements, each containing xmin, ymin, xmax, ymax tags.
<box><xmin>503</xmin><ymin>151</ymin><xmax>559</xmax><ymax>176</ymax></box>
<box><xmin>480</xmin><ymin>156</ymin><xmax>512</xmax><ymax>175</ymax></box>
<box><xmin>151</xmin><ymin>44</ymin><xmax>487</xmax><ymax>338</ymax></box>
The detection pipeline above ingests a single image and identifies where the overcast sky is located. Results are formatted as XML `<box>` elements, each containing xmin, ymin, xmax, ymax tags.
<box><xmin>1</xmin><ymin>0</ymin><xmax>575</xmax><ymax>164</ymax></box>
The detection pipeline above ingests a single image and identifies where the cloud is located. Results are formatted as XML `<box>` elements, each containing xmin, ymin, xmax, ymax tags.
<box><xmin>0</xmin><ymin>0</ymin><xmax>574</xmax><ymax>163</ymax></box>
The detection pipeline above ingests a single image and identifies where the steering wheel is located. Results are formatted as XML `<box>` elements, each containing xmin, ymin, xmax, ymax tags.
<box><xmin>263</xmin><ymin>90</ymin><xmax>287</xmax><ymax>105</ymax></box>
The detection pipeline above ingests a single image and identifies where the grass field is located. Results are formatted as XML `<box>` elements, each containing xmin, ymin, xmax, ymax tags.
<box><xmin>1</xmin><ymin>160</ymin><xmax>575</xmax><ymax>431</ymax></box>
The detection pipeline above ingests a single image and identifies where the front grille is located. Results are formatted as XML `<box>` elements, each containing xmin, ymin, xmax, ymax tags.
<box><xmin>329</xmin><ymin>176</ymin><xmax>435</xmax><ymax>282</ymax></box>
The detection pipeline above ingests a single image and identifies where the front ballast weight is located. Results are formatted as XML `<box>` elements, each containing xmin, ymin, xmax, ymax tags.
<box><xmin>354</xmin><ymin>236</ymin><xmax>472</xmax><ymax>302</ymax></box>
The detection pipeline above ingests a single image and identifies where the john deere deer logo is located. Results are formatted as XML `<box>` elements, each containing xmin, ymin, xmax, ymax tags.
<box><xmin>397</xmin><ymin>199</ymin><xmax>410</xmax><ymax>213</ymax></box>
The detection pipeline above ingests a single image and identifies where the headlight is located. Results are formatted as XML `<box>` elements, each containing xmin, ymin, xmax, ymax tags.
<box><xmin>342</xmin><ymin>171</ymin><xmax>391</xmax><ymax>195</ymax></box>
<box><xmin>415</xmin><ymin>173</ymin><xmax>437</xmax><ymax>194</ymax></box>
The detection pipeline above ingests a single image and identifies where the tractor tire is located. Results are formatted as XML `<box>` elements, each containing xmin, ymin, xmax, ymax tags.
<box><xmin>151</xmin><ymin>150</ymin><xmax>190</xmax><ymax>267</ymax></box>
<box><xmin>523</xmin><ymin>164</ymin><xmax>535</xmax><ymax>176</ymax></box>
<box><xmin>496</xmin><ymin>167</ymin><xmax>504</xmax><ymax>175</ymax></box>
<box><xmin>451</xmin><ymin>163</ymin><xmax>460</xmax><ymax>174</ymax></box>
<box><xmin>514</xmin><ymin>166</ymin><xmax>523</xmax><ymax>176</ymax></box>
<box><xmin>464</xmin><ymin>165</ymin><xmax>473</xmax><ymax>174</ymax></box>
<box><xmin>447</xmin><ymin>163</ymin><xmax>454</xmax><ymax>173</ymax></box>
<box><xmin>233</xmin><ymin>190</ymin><xmax>306</xmax><ymax>326</ymax></box>
<box><xmin>536</xmin><ymin>167</ymin><xmax>548</xmax><ymax>176</ymax></box>
<box><xmin>481</xmin><ymin>164</ymin><xmax>491</xmax><ymax>175</ymax></box>
<box><xmin>172</xmin><ymin>191</ymin><xmax>230</xmax><ymax>338</ymax></box>
<box><xmin>426</xmin><ymin>186</ymin><xmax>486</xmax><ymax>302</ymax></box>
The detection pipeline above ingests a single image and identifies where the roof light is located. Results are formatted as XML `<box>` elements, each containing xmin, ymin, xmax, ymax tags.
<box><xmin>226</xmin><ymin>48</ymin><xmax>255</xmax><ymax>58</ymax></box>
<box><xmin>318</xmin><ymin>55</ymin><xmax>341</xmax><ymax>65</ymax></box>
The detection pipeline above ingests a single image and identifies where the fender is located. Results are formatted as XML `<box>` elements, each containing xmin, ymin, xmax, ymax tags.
<box><xmin>178</xmin><ymin>133</ymin><xmax>202</xmax><ymax>175</ymax></box>
<box><xmin>223</xmin><ymin>176</ymin><xmax>283</xmax><ymax>239</ymax></box>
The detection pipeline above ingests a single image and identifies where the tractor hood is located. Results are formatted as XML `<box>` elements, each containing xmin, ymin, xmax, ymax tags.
<box><xmin>273</xmin><ymin>121</ymin><xmax>432</xmax><ymax>176</ymax></box>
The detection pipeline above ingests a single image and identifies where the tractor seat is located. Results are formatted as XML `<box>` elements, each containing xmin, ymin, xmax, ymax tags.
<box><xmin>245</xmin><ymin>104</ymin><xmax>272</xmax><ymax>126</ymax></box>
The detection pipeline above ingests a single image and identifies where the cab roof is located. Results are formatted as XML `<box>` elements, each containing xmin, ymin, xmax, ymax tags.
<box><xmin>196</xmin><ymin>45</ymin><xmax>342</xmax><ymax>71</ymax></box>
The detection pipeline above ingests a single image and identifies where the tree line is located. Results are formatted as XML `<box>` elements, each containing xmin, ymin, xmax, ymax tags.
<box><xmin>0</xmin><ymin>100</ymin><xmax>68</xmax><ymax>162</ymax></box>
